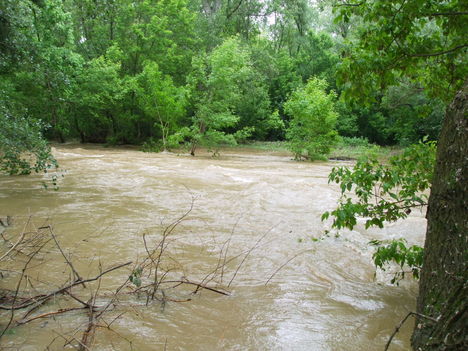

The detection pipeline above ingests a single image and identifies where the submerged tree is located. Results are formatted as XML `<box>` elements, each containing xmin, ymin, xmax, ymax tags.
<box><xmin>185</xmin><ymin>37</ymin><xmax>256</xmax><ymax>155</ymax></box>
<box><xmin>284</xmin><ymin>77</ymin><xmax>338</xmax><ymax>160</ymax></box>
<box><xmin>137</xmin><ymin>61</ymin><xmax>186</xmax><ymax>150</ymax></box>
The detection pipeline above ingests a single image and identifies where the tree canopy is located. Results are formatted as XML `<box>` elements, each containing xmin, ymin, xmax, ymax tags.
<box><xmin>2</xmin><ymin>0</ymin><xmax>458</xmax><ymax>165</ymax></box>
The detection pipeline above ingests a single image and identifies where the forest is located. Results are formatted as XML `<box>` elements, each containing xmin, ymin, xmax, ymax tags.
<box><xmin>0</xmin><ymin>0</ymin><xmax>467</xmax><ymax>350</ymax></box>
<box><xmin>1</xmin><ymin>0</ymin><xmax>455</xmax><ymax>169</ymax></box>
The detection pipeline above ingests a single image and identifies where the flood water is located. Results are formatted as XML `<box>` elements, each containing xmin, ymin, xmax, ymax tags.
<box><xmin>0</xmin><ymin>145</ymin><xmax>426</xmax><ymax>350</ymax></box>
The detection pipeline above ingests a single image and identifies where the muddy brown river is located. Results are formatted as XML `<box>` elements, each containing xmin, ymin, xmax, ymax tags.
<box><xmin>0</xmin><ymin>145</ymin><xmax>426</xmax><ymax>350</ymax></box>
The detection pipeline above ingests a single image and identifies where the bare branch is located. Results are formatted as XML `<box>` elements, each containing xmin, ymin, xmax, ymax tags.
<box><xmin>0</xmin><ymin>216</ymin><xmax>31</xmax><ymax>261</ymax></box>
<box><xmin>0</xmin><ymin>237</ymin><xmax>50</xmax><ymax>337</ymax></box>
<box><xmin>226</xmin><ymin>0</ymin><xmax>244</xmax><ymax>19</ymax></box>
<box><xmin>335</xmin><ymin>1</ymin><xmax>363</xmax><ymax>7</ymax></box>
<box><xmin>48</xmin><ymin>226</ymin><xmax>86</xmax><ymax>287</ymax></box>
<box><xmin>265</xmin><ymin>250</ymin><xmax>308</xmax><ymax>286</ymax></box>
<box><xmin>162</xmin><ymin>279</ymin><xmax>230</xmax><ymax>296</ymax></box>
<box><xmin>0</xmin><ymin>261</ymin><xmax>132</xmax><ymax>311</ymax></box>
<box><xmin>385</xmin><ymin>311</ymin><xmax>438</xmax><ymax>351</ymax></box>
<box><xmin>228</xmin><ymin>225</ymin><xmax>275</xmax><ymax>287</ymax></box>
<box><xmin>17</xmin><ymin>307</ymin><xmax>86</xmax><ymax>326</ymax></box>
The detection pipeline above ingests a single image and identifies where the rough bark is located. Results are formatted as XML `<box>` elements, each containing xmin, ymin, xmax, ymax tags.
<box><xmin>412</xmin><ymin>83</ymin><xmax>467</xmax><ymax>350</ymax></box>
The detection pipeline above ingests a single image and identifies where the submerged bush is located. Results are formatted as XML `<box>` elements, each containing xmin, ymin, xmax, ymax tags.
<box><xmin>285</xmin><ymin>78</ymin><xmax>338</xmax><ymax>160</ymax></box>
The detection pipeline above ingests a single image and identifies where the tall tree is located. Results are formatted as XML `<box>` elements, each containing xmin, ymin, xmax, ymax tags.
<box><xmin>414</xmin><ymin>80</ymin><xmax>467</xmax><ymax>351</ymax></box>
<box><xmin>186</xmin><ymin>37</ymin><xmax>259</xmax><ymax>154</ymax></box>
<box><xmin>137</xmin><ymin>61</ymin><xmax>186</xmax><ymax>149</ymax></box>
<box><xmin>332</xmin><ymin>0</ymin><xmax>467</xmax><ymax>348</ymax></box>
<box><xmin>0</xmin><ymin>0</ymin><xmax>60</xmax><ymax>173</ymax></box>
<box><xmin>70</xmin><ymin>51</ymin><xmax>126</xmax><ymax>143</ymax></box>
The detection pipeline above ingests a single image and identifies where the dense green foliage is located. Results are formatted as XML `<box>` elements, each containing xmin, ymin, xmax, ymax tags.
<box><xmin>1</xmin><ymin>1</ymin><xmax>466</xmax><ymax>348</ymax></box>
<box><xmin>334</xmin><ymin>0</ymin><xmax>467</xmax><ymax>104</ymax></box>
<box><xmin>0</xmin><ymin>107</ymin><xmax>57</xmax><ymax>176</ymax></box>
<box><xmin>322</xmin><ymin>142</ymin><xmax>436</xmax><ymax>230</ymax></box>
<box><xmin>322</xmin><ymin>142</ymin><xmax>436</xmax><ymax>282</ymax></box>
<box><xmin>1</xmin><ymin>0</ymin><xmax>453</xmax><ymax>168</ymax></box>
<box><xmin>370</xmin><ymin>238</ymin><xmax>424</xmax><ymax>284</ymax></box>
<box><xmin>285</xmin><ymin>78</ymin><xmax>338</xmax><ymax>160</ymax></box>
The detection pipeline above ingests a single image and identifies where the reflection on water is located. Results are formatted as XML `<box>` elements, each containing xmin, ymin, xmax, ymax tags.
<box><xmin>0</xmin><ymin>145</ymin><xmax>425</xmax><ymax>350</ymax></box>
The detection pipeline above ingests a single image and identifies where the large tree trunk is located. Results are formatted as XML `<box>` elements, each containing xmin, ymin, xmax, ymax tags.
<box><xmin>411</xmin><ymin>83</ymin><xmax>467</xmax><ymax>350</ymax></box>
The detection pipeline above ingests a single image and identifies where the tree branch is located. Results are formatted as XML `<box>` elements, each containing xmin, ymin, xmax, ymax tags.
<box><xmin>226</xmin><ymin>0</ymin><xmax>243</xmax><ymax>19</ymax></box>
<box><xmin>17</xmin><ymin>307</ymin><xmax>86</xmax><ymax>326</ymax></box>
<box><xmin>0</xmin><ymin>261</ymin><xmax>132</xmax><ymax>311</ymax></box>
<box><xmin>335</xmin><ymin>1</ymin><xmax>364</xmax><ymax>7</ymax></box>
<box><xmin>160</xmin><ymin>279</ymin><xmax>230</xmax><ymax>296</ymax></box>
<box><xmin>408</xmin><ymin>44</ymin><xmax>467</xmax><ymax>58</ymax></box>
<box><xmin>428</xmin><ymin>12</ymin><xmax>468</xmax><ymax>17</ymax></box>
<box><xmin>385</xmin><ymin>312</ymin><xmax>439</xmax><ymax>351</ymax></box>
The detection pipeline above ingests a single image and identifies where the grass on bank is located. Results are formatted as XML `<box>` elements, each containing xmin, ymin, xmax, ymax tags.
<box><xmin>233</xmin><ymin>137</ymin><xmax>400</xmax><ymax>161</ymax></box>
<box><xmin>140</xmin><ymin>136</ymin><xmax>401</xmax><ymax>161</ymax></box>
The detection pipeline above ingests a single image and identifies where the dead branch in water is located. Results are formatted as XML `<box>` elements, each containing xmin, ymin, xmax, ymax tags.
<box><xmin>0</xmin><ymin>261</ymin><xmax>132</xmax><ymax>311</ymax></box>
<box><xmin>17</xmin><ymin>307</ymin><xmax>87</xmax><ymax>326</ymax></box>
<box><xmin>0</xmin><ymin>202</ymin><xmax>270</xmax><ymax>349</ymax></box>
<box><xmin>0</xmin><ymin>216</ymin><xmax>48</xmax><ymax>261</ymax></box>
<box><xmin>227</xmin><ymin>224</ymin><xmax>275</xmax><ymax>288</ymax></box>
<box><xmin>0</xmin><ymin>238</ymin><xmax>50</xmax><ymax>338</ymax></box>
<box><xmin>48</xmin><ymin>225</ymin><xmax>86</xmax><ymax>287</ymax></box>
<box><xmin>264</xmin><ymin>250</ymin><xmax>309</xmax><ymax>286</ymax></box>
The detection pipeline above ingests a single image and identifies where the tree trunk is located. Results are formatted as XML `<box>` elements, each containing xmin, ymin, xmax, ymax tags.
<box><xmin>412</xmin><ymin>83</ymin><xmax>467</xmax><ymax>350</ymax></box>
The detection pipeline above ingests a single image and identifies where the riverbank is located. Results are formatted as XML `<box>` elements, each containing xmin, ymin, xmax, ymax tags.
<box><xmin>52</xmin><ymin>138</ymin><xmax>402</xmax><ymax>162</ymax></box>
<box><xmin>208</xmin><ymin>139</ymin><xmax>401</xmax><ymax>161</ymax></box>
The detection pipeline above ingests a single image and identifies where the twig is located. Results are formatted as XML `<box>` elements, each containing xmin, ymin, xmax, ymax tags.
<box><xmin>63</xmin><ymin>290</ymin><xmax>95</xmax><ymax>308</ymax></box>
<box><xmin>53</xmin><ymin>330</ymin><xmax>82</xmax><ymax>350</ymax></box>
<box><xmin>408</xmin><ymin>44</ymin><xmax>468</xmax><ymax>58</ymax></box>
<box><xmin>161</xmin><ymin>279</ymin><xmax>230</xmax><ymax>296</ymax></box>
<box><xmin>17</xmin><ymin>307</ymin><xmax>86</xmax><ymax>325</ymax></box>
<box><xmin>95</xmin><ymin>272</ymin><xmax>132</xmax><ymax>320</ymax></box>
<box><xmin>384</xmin><ymin>312</ymin><xmax>438</xmax><ymax>350</ymax></box>
<box><xmin>0</xmin><ymin>238</ymin><xmax>50</xmax><ymax>337</ymax></box>
<box><xmin>198</xmin><ymin>246</ymin><xmax>260</xmax><ymax>288</ymax></box>
<box><xmin>220</xmin><ymin>215</ymin><xmax>242</xmax><ymax>284</ymax></box>
<box><xmin>139</xmin><ymin>199</ymin><xmax>195</xmax><ymax>300</ymax></box>
<box><xmin>102</xmin><ymin>312</ymin><xmax>126</xmax><ymax>329</ymax></box>
<box><xmin>48</xmin><ymin>226</ymin><xmax>86</xmax><ymax>287</ymax></box>
<box><xmin>80</xmin><ymin>298</ymin><xmax>96</xmax><ymax>349</ymax></box>
<box><xmin>0</xmin><ymin>261</ymin><xmax>132</xmax><ymax>311</ymax></box>
<box><xmin>79</xmin><ymin>261</ymin><xmax>105</xmax><ymax>351</ymax></box>
<box><xmin>264</xmin><ymin>250</ymin><xmax>308</xmax><ymax>286</ymax></box>
<box><xmin>228</xmin><ymin>225</ymin><xmax>275</xmax><ymax>287</ymax></box>
<box><xmin>0</xmin><ymin>216</ymin><xmax>31</xmax><ymax>261</ymax></box>
<box><xmin>0</xmin><ymin>231</ymin><xmax>26</xmax><ymax>261</ymax></box>
<box><xmin>96</xmin><ymin>319</ymin><xmax>134</xmax><ymax>350</ymax></box>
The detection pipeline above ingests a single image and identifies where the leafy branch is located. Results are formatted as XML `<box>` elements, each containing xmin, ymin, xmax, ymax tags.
<box><xmin>370</xmin><ymin>238</ymin><xmax>424</xmax><ymax>284</ymax></box>
<box><xmin>321</xmin><ymin>141</ymin><xmax>436</xmax><ymax>283</ymax></box>
<box><xmin>322</xmin><ymin>141</ymin><xmax>436</xmax><ymax>230</ymax></box>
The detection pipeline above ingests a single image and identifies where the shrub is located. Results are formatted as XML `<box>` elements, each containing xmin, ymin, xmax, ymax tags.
<box><xmin>284</xmin><ymin>78</ymin><xmax>338</xmax><ymax>160</ymax></box>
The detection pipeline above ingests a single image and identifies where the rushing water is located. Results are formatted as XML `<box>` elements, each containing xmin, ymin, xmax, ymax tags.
<box><xmin>0</xmin><ymin>145</ymin><xmax>426</xmax><ymax>350</ymax></box>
